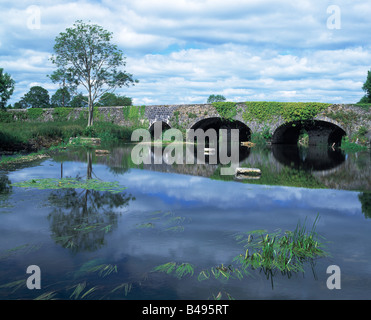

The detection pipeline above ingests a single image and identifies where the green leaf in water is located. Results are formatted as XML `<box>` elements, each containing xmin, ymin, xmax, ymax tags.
<box><xmin>69</xmin><ymin>282</ymin><xmax>86</xmax><ymax>299</ymax></box>
<box><xmin>175</xmin><ymin>263</ymin><xmax>194</xmax><ymax>279</ymax></box>
<box><xmin>0</xmin><ymin>279</ymin><xmax>26</xmax><ymax>293</ymax></box>
<box><xmin>34</xmin><ymin>291</ymin><xmax>58</xmax><ymax>300</ymax></box>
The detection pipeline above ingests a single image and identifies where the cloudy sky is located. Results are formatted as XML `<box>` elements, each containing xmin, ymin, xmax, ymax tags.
<box><xmin>1</xmin><ymin>0</ymin><xmax>371</xmax><ymax>106</ymax></box>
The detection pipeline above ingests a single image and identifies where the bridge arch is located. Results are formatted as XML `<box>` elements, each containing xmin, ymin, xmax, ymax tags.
<box><xmin>188</xmin><ymin>117</ymin><xmax>251</xmax><ymax>143</ymax></box>
<box><xmin>272</xmin><ymin>120</ymin><xmax>346</xmax><ymax>146</ymax></box>
<box><xmin>149</xmin><ymin>121</ymin><xmax>171</xmax><ymax>140</ymax></box>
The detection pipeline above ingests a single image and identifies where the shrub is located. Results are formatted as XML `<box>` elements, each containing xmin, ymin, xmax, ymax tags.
<box><xmin>212</xmin><ymin>101</ymin><xmax>237</xmax><ymax>121</ymax></box>
<box><xmin>243</xmin><ymin>101</ymin><xmax>331</xmax><ymax>124</ymax></box>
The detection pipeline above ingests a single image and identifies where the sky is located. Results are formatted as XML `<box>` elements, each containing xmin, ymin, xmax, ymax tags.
<box><xmin>1</xmin><ymin>0</ymin><xmax>371</xmax><ymax>106</ymax></box>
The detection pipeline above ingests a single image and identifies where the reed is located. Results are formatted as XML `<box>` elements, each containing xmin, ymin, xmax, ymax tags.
<box><xmin>233</xmin><ymin>214</ymin><xmax>328</xmax><ymax>274</ymax></box>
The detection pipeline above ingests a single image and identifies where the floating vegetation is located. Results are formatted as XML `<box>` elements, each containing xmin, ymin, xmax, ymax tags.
<box><xmin>212</xmin><ymin>291</ymin><xmax>235</xmax><ymax>301</ymax></box>
<box><xmin>232</xmin><ymin>214</ymin><xmax>328</xmax><ymax>275</ymax></box>
<box><xmin>68</xmin><ymin>282</ymin><xmax>99</xmax><ymax>299</ymax></box>
<box><xmin>85</xmin><ymin>264</ymin><xmax>118</xmax><ymax>278</ymax></box>
<box><xmin>74</xmin><ymin>259</ymin><xmax>118</xmax><ymax>278</ymax></box>
<box><xmin>0</xmin><ymin>279</ymin><xmax>26</xmax><ymax>294</ymax></box>
<box><xmin>0</xmin><ymin>243</ymin><xmax>42</xmax><ymax>260</ymax></box>
<box><xmin>11</xmin><ymin>178</ymin><xmax>127</xmax><ymax>194</ymax></box>
<box><xmin>152</xmin><ymin>262</ymin><xmax>194</xmax><ymax>279</ymax></box>
<box><xmin>152</xmin><ymin>215</ymin><xmax>328</xmax><ymax>288</ymax></box>
<box><xmin>110</xmin><ymin>282</ymin><xmax>132</xmax><ymax>297</ymax></box>
<box><xmin>198</xmin><ymin>265</ymin><xmax>248</xmax><ymax>283</ymax></box>
<box><xmin>34</xmin><ymin>291</ymin><xmax>58</xmax><ymax>300</ymax></box>
<box><xmin>136</xmin><ymin>210</ymin><xmax>189</xmax><ymax>233</ymax></box>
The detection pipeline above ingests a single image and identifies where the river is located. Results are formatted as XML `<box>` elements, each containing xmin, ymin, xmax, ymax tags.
<box><xmin>0</xmin><ymin>143</ymin><xmax>370</xmax><ymax>300</ymax></box>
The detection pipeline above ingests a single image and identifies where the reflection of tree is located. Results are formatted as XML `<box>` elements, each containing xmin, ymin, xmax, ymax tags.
<box><xmin>47</xmin><ymin>151</ymin><xmax>134</xmax><ymax>253</ymax></box>
<box><xmin>359</xmin><ymin>192</ymin><xmax>371</xmax><ymax>219</ymax></box>
<box><xmin>0</xmin><ymin>173</ymin><xmax>12</xmax><ymax>208</ymax></box>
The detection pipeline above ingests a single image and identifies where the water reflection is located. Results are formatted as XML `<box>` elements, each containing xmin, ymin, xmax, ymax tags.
<box><xmin>47</xmin><ymin>152</ymin><xmax>134</xmax><ymax>253</ymax></box>
<box><xmin>359</xmin><ymin>192</ymin><xmax>371</xmax><ymax>219</ymax></box>
<box><xmin>0</xmin><ymin>173</ymin><xmax>12</xmax><ymax>209</ymax></box>
<box><xmin>271</xmin><ymin>145</ymin><xmax>345</xmax><ymax>171</ymax></box>
<box><xmin>146</xmin><ymin>143</ymin><xmax>250</xmax><ymax>165</ymax></box>
<box><xmin>0</xmin><ymin>144</ymin><xmax>371</xmax><ymax>300</ymax></box>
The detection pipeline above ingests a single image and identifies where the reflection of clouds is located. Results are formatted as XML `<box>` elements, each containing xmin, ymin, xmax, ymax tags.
<box><xmin>8</xmin><ymin>160</ymin><xmax>362</xmax><ymax>217</ymax></box>
<box><xmin>117</xmin><ymin>169</ymin><xmax>362</xmax><ymax>215</ymax></box>
<box><xmin>2</xmin><ymin>158</ymin><xmax>370</xmax><ymax>300</ymax></box>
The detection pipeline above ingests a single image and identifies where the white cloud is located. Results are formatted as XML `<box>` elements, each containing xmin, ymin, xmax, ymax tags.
<box><xmin>0</xmin><ymin>0</ymin><xmax>370</xmax><ymax>105</ymax></box>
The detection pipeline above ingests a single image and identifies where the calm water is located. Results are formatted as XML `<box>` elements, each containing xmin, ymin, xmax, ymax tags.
<box><xmin>0</xmin><ymin>143</ymin><xmax>370</xmax><ymax>300</ymax></box>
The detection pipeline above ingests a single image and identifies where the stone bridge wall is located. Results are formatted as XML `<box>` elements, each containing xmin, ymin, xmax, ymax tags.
<box><xmin>6</xmin><ymin>103</ymin><xmax>371</xmax><ymax>144</ymax></box>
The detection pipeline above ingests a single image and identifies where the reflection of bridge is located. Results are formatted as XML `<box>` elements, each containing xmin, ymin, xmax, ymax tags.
<box><xmin>57</xmin><ymin>144</ymin><xmax>369</xmax><ymax>191</ymax></box>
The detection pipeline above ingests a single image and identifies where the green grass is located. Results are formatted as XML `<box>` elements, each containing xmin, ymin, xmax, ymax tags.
<box><xmin>151</xmin><ymin>215</ymin><xmax>328</xmax><ymax>286</ymax></box>
<box><xmin>340</xmin><ymin>136</ymin><xmax>368</xmax><ymax>152</ymax></box>
<box><xmin>232</xmin><ymin>214</ymin><xmax>328</xmax><ymax>274</ymax></box>
<box><xmin>152</xmin><ymin>262</ymin><xmax>195</xmax><ymax>279</ymax></box>
<box><xmin>0</xmin><ymin>119</ymin><xmax>138</xmax><ymax>153</ymax></box>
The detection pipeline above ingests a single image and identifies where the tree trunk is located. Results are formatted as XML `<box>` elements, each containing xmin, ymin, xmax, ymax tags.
<box><xmin>87</xmin><ymin>89</ymin><xmax>94</xmax><ymax>127</ymax></box>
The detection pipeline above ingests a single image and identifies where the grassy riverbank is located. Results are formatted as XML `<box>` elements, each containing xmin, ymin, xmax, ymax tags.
<box><xmin>0</xmin><ymin>120</ymin><xmax>138</xmax><ymax>167</ymax></box>
<box><xmin>0</xmin><ymin>120</ymin><xmax>135</xmax><ymax>152</ymax></box>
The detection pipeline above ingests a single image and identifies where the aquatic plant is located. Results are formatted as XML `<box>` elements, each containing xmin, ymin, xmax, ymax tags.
<box><xmin>11</xmin><ymin>177</ymin><xmax>127</xmax><ymax>193</ymax></box>
<box><xmin>232</xmin><ymin>214</ymin><xmax>328</xmax><ymax>274</ymax></box>
<box><xmin>152</xmin><ymin>262</ymin><xmax>194</xmax><ymax>279</ymax></box>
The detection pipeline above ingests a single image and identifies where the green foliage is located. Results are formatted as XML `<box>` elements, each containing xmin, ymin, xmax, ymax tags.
<box><xmin>151</xmin><ymin>216</ymin><xmax>328</xmax><ymax>285</ymax></box>
<box><xmin>122</xmin><ymin>105</ymin><xmax>146</xmax><ymax>122</ymax></box>
<box><xmin>21</xmin><ymin>86</ymin><xmax>50</xmax><ymax>109</ymax></box>
<box><xmin>243</xmin><ymin>101</ymin><xmax>331</xmax><ymax>123</ymax></box>
<box><xmin>0</xmin><ymin>120</ymin><xmax>85</xmax><ymax>151</ymax></box>
<box><xmin>232</xmin><ymin>215</ymin><xmax>327</xmax><ymax>274</ymax></box>
<box><xmin>69</xmin><ymin>93</ymin><xmax>88</xmax><ymax>108</ymax></box>
<box><xmin>359</xmin><ymin>192</ymin><xmax>371</xmax><ymax>219</ymax></box>
<box><xmin>152</xmin><ymin>262</ymin><xmax>194</xmax><ymax>279</ymax></box>
<box><xmin>51</xmin><ymin>88</ymin><xmax>71</xmax><ymax>108</ymax></box>
<box><xmin>212</xmin><ymin>101</ymin><xmax>237</xmax><ymax>121</ymax></box>
<box><xmin>340</xmin><ymin>136</ymin><xmax>367</xmax><ymax>152</ymax></box>
<box><xmin>26</xmin><ymin>108</ymin><xmax>44</xmax><ymax>120</ymax></box>
<box><xmin>97</xmin><ymin>92</ymin><xmax>132</xmax><ymax>106</ymax></box>
<box><xmin>187</xmin><ymin>112</ymin><xmax>197</xmax><ymax>118</ymax></box>
<box><xmin>0</xmin><ymin>68</ymin><xmax>15</xmax><ymax>109</ymax></box>
<box><xmin>357</xmin><ymin>95</ymin><xmax>371</xmax><ymax>104</ymax></box>
<box><xmin>0</xmin><ymin>110</ymin><xmax>14</xmax><ymax>123</ymax></box>
<box><xmin>52</xmin><ymin>107</ymin><xmax>73</xmax><ymax>121</ymax></box>
<box><xmin>361</xmin><ymin>70</ymin><xmax>371</xmax><ymax>102</ymax></box>
<box><xmin>81</xmin><ymin>121</ymin><xmax>133</xmax><ymax>141</ymax></box>
<box><xmin>50</xmin><ymin>20</ymin><xmax>138</xmax><ymax>126</ymax></box>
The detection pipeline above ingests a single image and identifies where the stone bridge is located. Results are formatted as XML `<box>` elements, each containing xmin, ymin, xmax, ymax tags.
<box><xmin>8</xmin><ymin>102</ymin><xmax>371</xmax><ymax>146</ymax></box>
<box><xmin>142</xmin><ymin>103</ymin><xmax>370</xmax><ymax>146</ymax></box>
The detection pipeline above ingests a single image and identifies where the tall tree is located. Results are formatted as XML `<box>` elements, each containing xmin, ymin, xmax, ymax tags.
<box><xmin>0</xmin><ymin>68</ymin><xmax>15</xmax><ymax>109</ymax></box>
<box><xmin>70</xmin><ymin>92</ymin><xmax>88</xmax><ymax>108</ymax></box>
<box><xmin>49</xmin><ymin>20</ymin><xmax>138</xmax><ymax>126</ymax></box>
<box><xmin>361</xmin><ymin>69</ymin><xmax>371</xmax><ymax>103</ymax></box>
<box><xmin>51</xmin><ymin>87</ymin><xmax>71</xmax><ymax>107</ymax></box>
<box><xmin>207</xmin><ymin>94</ymin><xmax>226</xmax><ymax>103</ymax></box>
<box><xmin>22</xmin><ymin>86</ymin><xmax>50</xmax><ymax>108</ymax></box>
<box><xmin>49</xmin><ymin>70</ymin><xmax>71</xmax><ymax>107</ymax></box>
<box><xmin>97</xmin><ymin>92</ymin><xmax>132</xmax><ymax>106</ymax></box>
